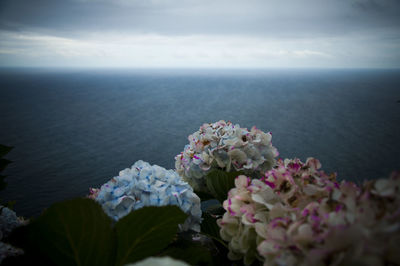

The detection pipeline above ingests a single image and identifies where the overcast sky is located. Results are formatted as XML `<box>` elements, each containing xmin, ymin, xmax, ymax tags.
<box><xmin>0</xmin><ymin>0</ymin><xmax>399</xmax><ymax>68</ymax></box>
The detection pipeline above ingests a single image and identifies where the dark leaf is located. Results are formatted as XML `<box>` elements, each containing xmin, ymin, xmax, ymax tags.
<box><xmin>29</xmin><ymin>198</ymin><xmax>115</xmax><ymax>266</ymax></box>
<box><xmin>201</xmin><ymin>212</ymin><xmax>227</xmax><ymax>248</ymax></box>
<box><xmin>205</xmin><ymin>170</ymin><xmax>243</xmax><ymax>203</ymax></box>
<box><xmin>204</xmin><ymin>202</ymin><xmax>224</xmax><ymax>215</ymax></box>
<box><xmin>160</xmin><ymin>238</ymin><xmax>213</xmax><ymax>266</ymax></box>
<box><xmin>0</xmin><ymin>144</ymin><xmax>12</xmax><ymax>192</ymax></box>
<box><xmin>0</xmin><ymin>144</ymin><xmax>13</xmax><ymax>158</ymax></box>
<box><xmin>0</xmin><ymin>175</ymin><xmax>7</xmax><ymax>191</ymax></box>
<box><xmin>2</xmin><ymin>223</ymin><xmax>56</xmax><ymax>266</ymax></box>
<box><xmin>0</xmin><ymin>159</ymin><xmax>12</xmax><ymax>172</ymax></box>
<box><xmin>196</xmin><ymin>191</ymin><xmax>215</xmax><ymax>201</ymax></box>
<box><xmin>114</xmin><ymin>205</ymin><xmax>187</xmax><ymax>266</ymax></box>
<box><xmin>4</xmin><ymin>223</ymin><xmax>31</xmax><ymax>249</ymax></box>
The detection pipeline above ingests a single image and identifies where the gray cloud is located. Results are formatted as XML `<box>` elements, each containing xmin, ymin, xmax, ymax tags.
<box><xmin>0</xmin><ymin>0</ymin><xmax>399</xmax><ymax>37</ymax></box>
<box><xmin>0</xmin><ymin>0</ymin><xmax>399</xmax><ymax>68</ymax></box>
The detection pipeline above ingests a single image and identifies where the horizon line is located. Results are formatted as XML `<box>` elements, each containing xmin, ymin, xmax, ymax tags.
<box><xmin>0</xmin><ymin>66</ymin><xmax>399</xmax><ymax>71</ymax></box>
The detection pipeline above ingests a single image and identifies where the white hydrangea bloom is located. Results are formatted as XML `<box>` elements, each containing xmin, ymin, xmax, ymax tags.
<box><xmin>90</xmin><ymin>160</ymin><xmax>202</xmax><ymax>232</ymax></box>
<box><xmin>124</xmin><ymin>256</ymin><xmax>190</xmax><ymax>266</ymax></box>
<box><xmin>175</xmin><ymin>120</ymin><xmax>278</xmax><ymax>192</ymax></box>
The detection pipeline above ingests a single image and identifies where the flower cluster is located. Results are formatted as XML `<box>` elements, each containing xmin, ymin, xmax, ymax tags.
<box><xmin>175</xmin><ymin>120</ymin><xmax>278</xmax><ymax>193</ymax></box>
<box><xmin>0</xmin><ymin>206</ymin><xmax>26</xmax><ymax>263</ymax></box>
<box><xmin>90</xmin><ymin>160</ymin><xmax>202</xmax><ymax>232</ymax></box>
<box><xmin>125</xmin><ymin>256</ymin><xmax>190</xmax><ymax>266</ymax></box>
<box><xmin>217</xmin><ymin>158</ymin><xmax>400</xmax><ymax>266</ymax></box>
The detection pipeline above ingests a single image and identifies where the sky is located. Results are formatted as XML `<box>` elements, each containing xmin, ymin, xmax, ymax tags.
<box><xmin>0</xmin><ymin>0</ymin><xmax>399</xmax><ymax>68</ymax></box>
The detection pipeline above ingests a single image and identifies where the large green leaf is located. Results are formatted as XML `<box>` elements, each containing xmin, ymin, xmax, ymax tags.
<box><xmin>205</xmin><ymin>170</ymin><xmax>243</xmax><ymax>203</ymax></box>
<box><xmin>201</xmin><ymin>212</ymin><xmax>227</xmax><ymax>248</ymax></box>
<box><xmin>160</xmin><ymin>238</ymin><xmax>213</xmax><ymax>266</ymax></box>
<box><xmin>114</xmin><ymin>205</ymin><xmax>187</xmax><ymax>266</ymax></box>
<box><xmin>0</xmin><ymin>144</ymin><xmax>12</xmax><ymax>158</ymax></box>
<box><xmin>30</xmin><ymin>198</ymin><xmax>115</xmax><ymax>266</ymax></box>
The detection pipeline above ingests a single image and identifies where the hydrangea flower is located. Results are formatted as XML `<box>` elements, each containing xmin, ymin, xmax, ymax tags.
<box><xmin>218</xmin><ymin>158</ymin><xmax>400</xmax><ymax>266</ymax></box>
<box><xmin>175</xmin><ymin>120</ymin><xmax>278</xmax><ymax>193</ymax></box>
<box><xmin>0</xmin><ymin>206</ymin><xmax>26</xmax><ymax>263</ymax></box>
<box><xmin>90</xmin><ymin>160</ymin><xmax>202</xmax><ymax>232</ymax></box>
<box><xmin>124</xmin><ymin>256</ymin><xmax>190</xmax><ymax>266</ymax></box>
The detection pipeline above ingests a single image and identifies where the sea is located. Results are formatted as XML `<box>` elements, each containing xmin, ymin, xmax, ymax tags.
<box><xmin>0</xmin><ymin>68</ymin><xmax>399</xmax><ymax>218</ymax></box>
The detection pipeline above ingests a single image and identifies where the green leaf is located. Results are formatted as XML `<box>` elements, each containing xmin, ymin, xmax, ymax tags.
<box><xmin>0</xmin><ymin>144</ymin><xmax>12</xmax><ymax>158</ymax></box>
<box><xmin>160</xmin><ymin>238</ymin><xmax>213</xmax><ymax>266</ymax></box>
<box><xmin>4</xmin><ymin>223</ymin><xmax>30</xmax><ymax>249</ymax></box>
<box><xmin>114</xmin><ymin>205</ymin><xmax>187</xmax><ymax>266</ymax></box>
<box><xmin>196</xmin><ymin>191</ymin><xmax>215</xmax><ymax>201</ymax></box>
<box><xmin>2</xmin><ymin>223</ymin><xmax>56</xmax><ymax>266</ymax></box>
<box><xmin>205</xmin><ymin>170</ymin><xmax>243</xmax><ymax>203</ymax></box>
<box><xmin>30</xmin><ymin>198</ymin><xmax>115</xmax><ymax>266</ymax></box>
<box><xmin>201</xmin><ymin>212</ymin><xmax>227</xmax><ymax>249</ymax></box>
<box><xmin>204</xmin><ymin>202</ymin><xmax>225</xmax><ymax>215</ymax></box>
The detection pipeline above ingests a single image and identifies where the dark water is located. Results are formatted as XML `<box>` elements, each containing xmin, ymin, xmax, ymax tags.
<box><xmin>0</xmin><ymin>68</ymin><xmax>399</xmax><ymax>217</ymax></box>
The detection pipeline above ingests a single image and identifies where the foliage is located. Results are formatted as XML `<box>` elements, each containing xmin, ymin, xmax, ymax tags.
<box><xmin>114</xmin><ymin>206</ymin><xmax>186</xmax><ymax>266</ymax></box>
<box><xmin>4</xmin><ymin>199</ymin><xmax>187</xmax><ymax>266</ymax></box>
<box><xmin>0</xmin><ymin>143</ymin><xmax>244</xmax><ymax>265</ymax></box>
<box><xmin>160</xmin><ymin>237</ymin><xmax>213</xmax><ymax>266</ymax></box>
<box><xmin>201</xmin><ymin>212</ymin><xmax>225</xmax><ymax>247</ymax></box>
<box><xmin>0</xmin><ymin>144</ymin><xmax>13</xmax><ymax>192</ymax></box>
<box><xmin>206</xmin><ymin>169</ymin><xmax>243</xmax><ymax>203</ymax></box>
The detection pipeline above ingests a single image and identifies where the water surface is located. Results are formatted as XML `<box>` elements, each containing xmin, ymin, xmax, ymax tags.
<box><xmin>0</xmin><ymin>68</ymin><xmax>399</xmax><ymax>217</ymax></box>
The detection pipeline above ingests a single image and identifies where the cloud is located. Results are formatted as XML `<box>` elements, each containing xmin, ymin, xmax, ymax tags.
<box><xmin>0</xmin><ymin>31</ymin><xmax>330</xmax><ymax>67</ymax></box>
<box><xmin>0</xmin><ymin>0</ymin><xmax>399</xmax><ymax>67</ymax></box>
<box><xmin>1</xmin><ymin>30</ymin><xmax>399</xmax><ymax>68</ymax></box>
<box><xmin>0</xmin><ymin>0</ymin><xmax>399</xmax><ymax>37</ymax></box>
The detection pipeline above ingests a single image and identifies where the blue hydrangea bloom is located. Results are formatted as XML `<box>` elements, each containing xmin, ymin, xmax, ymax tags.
<box><xmin>93</xmin><ymin>160</ymin><xmax>202</xmax><ymax>232</ymax></box>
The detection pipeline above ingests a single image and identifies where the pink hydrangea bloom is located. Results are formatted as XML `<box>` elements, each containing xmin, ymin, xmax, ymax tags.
<box><xmin>218</xmin><ymin>158</ymin><xmax>400</xmax><ymax>266</ymax></box>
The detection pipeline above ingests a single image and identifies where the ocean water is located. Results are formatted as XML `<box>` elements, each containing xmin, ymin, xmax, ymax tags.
<box><xmin>0</xmin><ymin>68</ymin><xmax>399</xmax><ymax>217</ymax></box>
